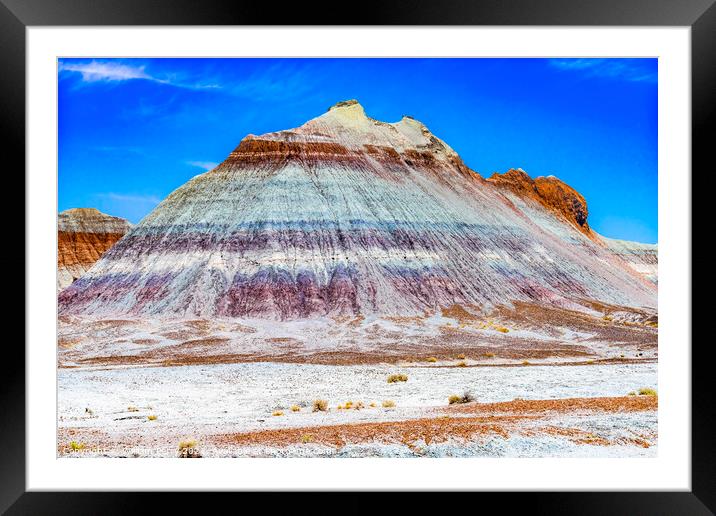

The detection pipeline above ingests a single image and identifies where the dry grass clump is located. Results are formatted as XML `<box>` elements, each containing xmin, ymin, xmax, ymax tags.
<box><xmin>369</xmin><ymin>402</ymin><xmax>377</xmax><ymax>408</ymax></box>
<box><xmin>456</xmin><ymin>353</ymin><xmax>466</xmax><ymax>360</ymax></box>
<box><xmin>521</xmin><ymin>360</ymin><xmax>530</xmax><ymax>366</ymax></box>
<box><xmin>127</xmin><ymin>406</ymin><xmax>139</xmax><ymax>412</ymax></box>
<box><xmin>291</xmin><ymin>405</ymin><xmax>301</xmax><ymax>412</ymax></box>
<box><xmin>178</xmin><ymin>439</ymin><xmax>201</xmax><ymax>458</ymax></box>
<box><xmin>147</xmin><ymin>415</ymin><xmax>158</xmax><ymax>421</ymax></box>
<box><xmin>312</xmin><ymin>399</ymin><xmax>328</xmax><ymax>412</ymax></box>
<box><xmin>628</xmin><ymin>391</ymin><xmax>637</xmax><ymax>396</ymax></box>
<box><xmin>483</xmin><ymin>352</ymin><xmax>496</xmax><ymax>358</ymax></box>
<box><xmin>336</xmin><ymin>400</ymin><xmax>365</xmax><ymax>410</ymax></box>
<box><xmin>382</xmin><ymin>400</ymin><xmax>396</xmax><ymax>408</ymax></box>
<box><xmin>387</xmin><ymin>373</ymin><xmax>408</xmax><ymax>383</ymax></box>
<box><xmin>638</xmin><ymin>387</ymin><xmax>658</xmax><ymax>396</ymax></box>
<box><xmin>448</xmin><ymin>391</ymin><xmax>475</xmax><ymax>405</ymax></box>
<box><xmin>456</xmin><ymin>361</ymin><xmax>467</xmax><ymax>367</ymax></box>
<box><xmin>426</xmin><ymin>357</ymin><xmax>438</xmax><ymax>363</ymax></box>
<box><xmin>495</xmin><ymin>326</ymin><xmax>509</xmax><ymax>333</ymax></box>
<box><xmin>272</xmin><ymin>410</ymin><xmax>284</xmax><ymax>417</ymax></box>
<box><xmin>69</xmin><ymin>441</ymin><xmax>85</xmax><ymax>452</ymax></box>
<box><xmin>301</xmin><ymin>434</ymin><xmax>313</xmax><ymax>444</ymax></box>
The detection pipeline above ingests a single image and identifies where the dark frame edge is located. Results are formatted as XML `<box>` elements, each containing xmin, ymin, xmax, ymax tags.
<box><xmin>0</xmin><ymin>0</ymin><xmax>26</xmax><ymax>514</ymax></box>
<box><xmin>691</xmin><ymin>1</ymin><xmax>716</xmax><ymax>513</ymax></box>
<box><xmin>6</xmin><ymin>0</ymin><xmax>713</xmax><ymax>513</ymax></box>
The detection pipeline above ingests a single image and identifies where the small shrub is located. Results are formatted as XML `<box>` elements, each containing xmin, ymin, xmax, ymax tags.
<box><xmin>301</xmin><ymin>434</ymin><xmax>313</xmax><ymax>444</ymax></box>
<box><xmin>382</xmin><ymin>400</ymin><xmax>396</xmax><ymax>408</ymax></box>
<box><xmin>638</xmin><ymin>387</ymin><xmax>657</xmax><ymax>396</ymax></box>
<box><xmin>147</xmin><ymin>415</ymin><xmax>158</xmax><ymax>421</ymax></box>
<box><xmin>521</xmin><ymin>360</ymin><xmax>530</xmax><ymax>366</ymax></box>
<box><xmin>337</xmin><ymin>404</ymin><xmax>344</xmax><ymax>410</ymax></box>
<box><xmin>387</xmin><ymin>373</ymin><xmax>408</xmax><ymax>383</ymax></box>
<box><xmin>484</xmin><ymin>352</ymin><xmax>495</xmax><ymax>358</ymax></box>
<box><xmin>354</xmin><ymin>401</ymin><xmax>365</xmax><ymax>410</ymax></box>
<box><xmin>496</xmin><ymin>326</ymin><xmax>509</xmax><ymax>333</ymax></box>
<box><xmin>291</xmin><ymin>405</ymin><xmax>301</xmax><ymax>412</ymax></box>
<box><xmin>272</xmin><ymin>410</ymin><xmax>284</xmax><ymax>416</ymax></box>
<box><xmin>456</xmin><ymin>353</ymin><xmax>466</xmax><ymax>360</ymax></box>
<box><xmin>178</xmin><ymin>440</ymin><xmax>201</xmax><ymax>458</ymax></box>
<box><xmin>369</xmin><ymin>402</ymin><xmax>377</xmax><ymax>408</ymax></box>
<box><xmin>127</xmin><ymin>406</ymin><xmax>139</xmax><ymax>412</ymax></box>
<box><xmin>312</xmin><ymin>399</ymin><xmax>328</xmax><ymax>412</ymax></box>
<box><xmin>344</xmin><ymin>401</ymin><xmax>354</xmax><ymax>409</ymax></box>
<box><xmin>69</xmin><ymin>441</ymin><xmax>85</xmax><ymax>452</ymax></box>
<box><xmin>426</xmin><ymin>357</ymin><xmax>438</xmax><ymax>363</ymax></box>
<box><xmin>448</xmin><ymin>391</ymin><xmax>475</xmax><ymax>405</ymax></box>
<box><xmin>628</xmin><ymin>391</ymin><xmax>637</xmax><ymax>396</ymax></box>
<box><xmin>456</xmin><ymin>361</ymin><xmax>467</xmax><ymax>367</ymax></box>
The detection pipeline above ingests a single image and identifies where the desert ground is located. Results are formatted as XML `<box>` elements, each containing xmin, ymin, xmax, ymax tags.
<box><xmin>58</xmin><ymin>301</ymin><xmax>657</xmax><ymax>458</ymax></box>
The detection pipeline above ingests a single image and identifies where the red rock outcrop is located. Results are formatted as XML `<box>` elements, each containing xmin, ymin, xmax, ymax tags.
<box><xmin>488</xmin><ymin>169</ymin><xmax>590</xmax><ymax>233</ymax></box>
<box><xmin>58</xmin><ymin>208</ymin><xmax>132</xmax><ymax>291</ymax></box>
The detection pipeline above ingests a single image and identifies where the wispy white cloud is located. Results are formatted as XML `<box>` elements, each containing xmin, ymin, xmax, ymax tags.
<box><xmin>548</xmin><ymin>59</ymin><xmax>657</xmax><ymax>83</ymax></box>
<box><xmin>186</xmin><ymin>160</ymin><xmax>219</xmax><ymax>171</ymax></box>
<box><xmin>59</xmin><ymin>60</ymin><xmax>220</xmax><ymax>91</ymax></box>
<box><xmin>59</xmin><ymin>61</ymin><xmax>153</xmax><ymax>82</ymax></box>
<box><xmin>59</xmin><ymin>59</ymin><xmax>324</xmax><ymax>104</ymax></box>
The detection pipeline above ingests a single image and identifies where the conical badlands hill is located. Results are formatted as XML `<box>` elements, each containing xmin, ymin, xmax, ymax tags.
<box><xmin>59</xmin><ymin>100</ymin><xmax>657</xmax><ymax>319</ymax></box>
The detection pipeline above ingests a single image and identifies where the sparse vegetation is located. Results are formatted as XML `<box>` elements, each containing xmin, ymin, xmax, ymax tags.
<box><xmin>178</xmin><ymin>439</ymin><xmax>201</xmax><ymax>458</ymax></box>
<box><xmin>272</xmin><ymin>410</ymin><xmax>284</xmax><ymax>416</ymax></box>
<box><xmin>147</xmin><ymin>415</ymin><xmax>157</xmax><ymax>421</ymax></box>
<box><xmin>638</xmin><ymin>387</ymin><xmax>658</xmax><ymax>396</ymax></box>
<box><xmin>387</xmin><ymin>373</ymin><xmax>408</xmax><ymax>383</ymax></box>
<box><xmin>382</xmin><ymin>400</ymin><xmax>396</xmax><ymax>408</ymax></box>
<box><xmin>291</xmin><ymin>405</ymin><xmax>301</xmax><ymax>412</ymax></box>
<box><xmin>312</xmin><ymin>399</ymin><xmax>328</xmax><ymax>412</ymax></box>
<box><xmin>69</xmin><ymin>441</ymin><xmax>85</xmax><ymax>452</ymax></box>
<box><xmin>426</xmin><ymin>357</ymin><xmax>438</xmax><ymax>363</ymax></box>
<box><xmin>448</xmin><ymin>391</ymin><xmax>476</xmax><ymax>404</ymax></box>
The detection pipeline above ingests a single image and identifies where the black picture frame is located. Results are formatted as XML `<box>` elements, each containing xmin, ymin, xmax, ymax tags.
<box><xmin>5</xmin><ymin>0</ymin><xmax>711</xmax><ymax>512</ymax></box>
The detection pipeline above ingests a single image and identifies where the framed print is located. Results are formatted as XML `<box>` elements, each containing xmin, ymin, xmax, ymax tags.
<box><xmin>7</xmin><ymin>0</ymin><xmax>712</xmax><ymax>512</ymax></box>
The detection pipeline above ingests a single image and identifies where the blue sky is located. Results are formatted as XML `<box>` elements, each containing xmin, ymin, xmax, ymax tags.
<box><xmin>58</xmin><ymin>58</ymin><xmax>657</xmax><ymax>243</ymax></box>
